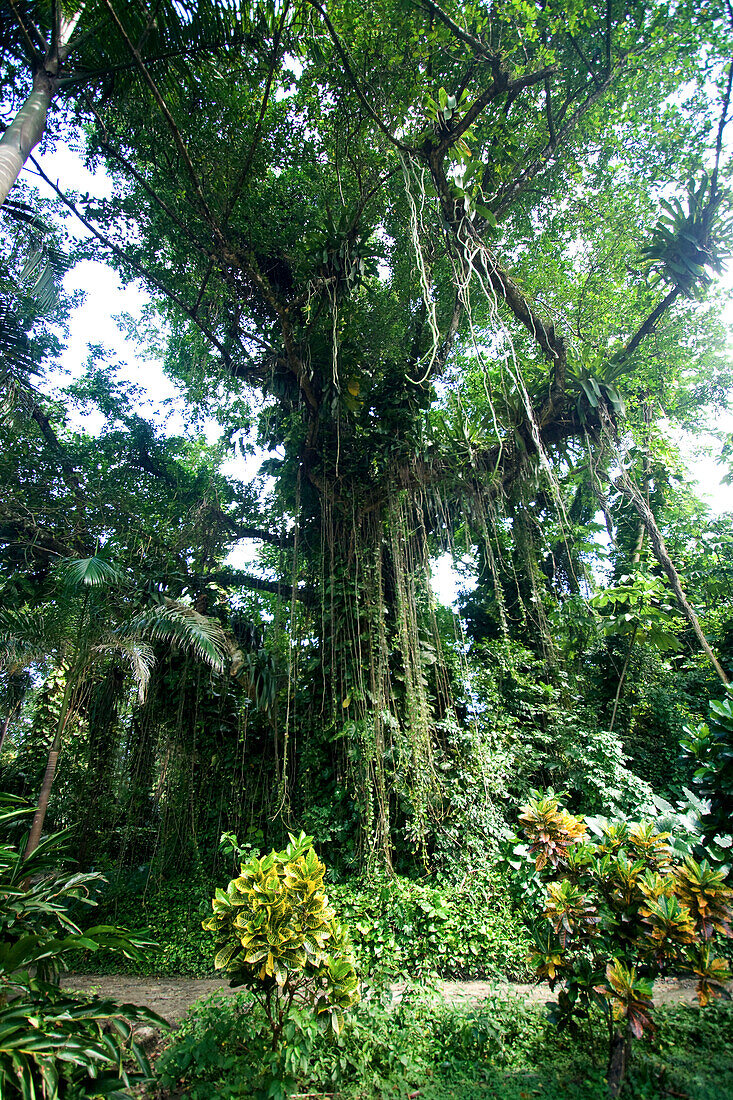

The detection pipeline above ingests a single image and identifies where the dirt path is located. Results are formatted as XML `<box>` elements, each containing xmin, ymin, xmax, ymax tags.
<box><xmin>60</xmin><ymin>973</ymin><xmax>713</xmax><ymax>1025</ymax></box>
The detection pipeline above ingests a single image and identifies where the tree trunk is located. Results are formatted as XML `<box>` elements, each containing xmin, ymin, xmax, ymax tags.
<box><xmin>607</xmin><ymin>1026</ymin><xmax>631</xmax><ymax>1097</ymax></box>
<box><xmin>23</xmin><ymin>742</ymin><xmax>61</xmax><ymax>858</ymax></box>
<box><xmin>0</xmin><ymin>6</ymin><xmax>81</xmax><ymax>209</ymax></box>
<box><xmin>620</xmin><ymin>472</ymin><xmax>730</xmax><ymax>686</ymax></box>
<box><xmin>609</xmin><ymin>624</ymin><xmax>637</xmax><ymax>733</ymax></box>
<box><xmin>0</xmin><ymin>711</ymin><xmax>13</xmax><ymax>756</ymax></box>
<box><xmin>23</xmin><ymin>668</ymin><xmax>76</xmax><ymax>860</ymax></box>
<box><xmin>0</xmin><ymin>73</ymin><xmax>54</xmax><ymax>208</ymax></box>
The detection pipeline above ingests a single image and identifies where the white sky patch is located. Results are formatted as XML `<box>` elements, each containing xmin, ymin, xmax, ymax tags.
<box><xmin>431</xmin><ymin>552</ymin><xmax>478</xmax><ymax>607</ymax></box>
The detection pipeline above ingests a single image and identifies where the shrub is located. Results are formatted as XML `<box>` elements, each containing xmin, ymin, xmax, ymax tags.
<box><xmin>0</xmin><ymin>796</ymin><xmax>167</xmax><ymax>1098</ymax></box>
<box><xmin>328</xmin><ymin>873</ymin><xmax>532</xmax><ymax>980</ymax></box>
<box><xmin>520</xmin><ymin>790</ymin><xmax>733</xmax><ymax>1096</ymax></box>
<box><xmin>681</xmin><ymin>692</ymin><xmax>733</xmax><ymax>854</ymax></box>
<box><xmin>200</xmin><ymin>832</ymin><xmax>359</xmax><ymax>1096</ymax></box>
<box><xmin>154</xmin><ymin>991</ymin><xmax>316</xmax><ymax>1100</ymax></box>
<box><xmin>155</xmin><ymin>983</ymin><xmax>733</xmax><ymax>1100</ymax></box>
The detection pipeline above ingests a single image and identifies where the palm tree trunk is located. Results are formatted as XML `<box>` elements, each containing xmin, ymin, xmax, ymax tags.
<box><xmin>23</xmin><ymin>735</ymin><xmax>62</xmax><ymax>858</ymax></box>
<box><xmin>0</xmin><ymin>7</ymin><xmax>82</xmax><ymax>209</ymax></box>
<box><xmin>0</xmin><ymin>710</ymin><xmax>13</xmax><ymax>755</ymax></box>
<box><xmin>23</xmin><ymin>687</ymin><xmax>71</xmax><ymax>859</ymax></box>
<box><xmin>0</xmin><ymin>74</ymin><xmax>55</xmax><ymax>208</ymax></box>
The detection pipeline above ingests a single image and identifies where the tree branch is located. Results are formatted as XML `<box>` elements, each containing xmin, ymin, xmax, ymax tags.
<box><xmin>223</xmin><ymin>522</ymin><xmax>295</xmax><ymax>548</ymax></box>
<box><xmin>418</xmin><ymin>0</ymin><xmax>500</xmax><ymax>62</ymax></box>
<box><xmin>437</xmin><ymin>65</ymin><xmax>556</xmax><ymax>155</ymax></box>
<box><xmin>202</xmin><ymin>569</ymin><xmax>315</xmax><ymax>605</ymax></box>
<box><xmin>612</xmin><ymin>285</ymin><xmax>681</xmax><ymax>369</ymax></box>
<box><xmin>99</xmin><ymin>0</ymin><xmax>222</xmax><ymax>243</ymax></box>
<box><xmin>30</xmin><ymin>403</ymin><xmax>87</xmax><ymax>506</ymax></box>
<box><xmin>30</xmin><ymin>155</ymin><xmax>237</xmax><ymax>364</ymax></box>
<box><xmin>8</xmin><ymin>0</ymin><xmax>47</xmax><ymax>63</ymax></box>
<box><xmin>493</xmin><ymin>58</ymin><xmax>628</xmax><ymax>217</ymax></box>
<box><xmin>307</xmin><ymin>0</ymin><xmax>412</xmax><ymax>153</ymax></box>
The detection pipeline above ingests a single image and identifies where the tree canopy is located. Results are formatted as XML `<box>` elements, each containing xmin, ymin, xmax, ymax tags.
<box><xmin>2</xmin><ymin>0</ymin><xmax>733</xmax><ymax>873</ymax></box>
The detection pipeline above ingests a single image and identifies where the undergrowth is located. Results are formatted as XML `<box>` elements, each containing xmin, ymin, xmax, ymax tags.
<box><xmin>72</xmin><ymin>872</ymin><xmax>532</xmax><ymax>980</ymax></box>
<box><xmin>150</xmin><ymin>986</ymin><xmax>733</xmax><ymax>1100</ymax></box>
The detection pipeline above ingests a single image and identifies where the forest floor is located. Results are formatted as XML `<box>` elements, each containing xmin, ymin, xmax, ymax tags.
<box><xmin>60</xmin><ymin>973</ymin><xmax>712</xmax><ymax>1025</ymax></box>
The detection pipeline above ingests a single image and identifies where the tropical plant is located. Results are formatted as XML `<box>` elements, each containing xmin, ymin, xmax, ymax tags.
<box><xmin>590</xmin><ymin>573</ymin><xmax>682</xmax><ymax>731</ymax></box>
<box><xmin>0</xmin><ymin>550</ymin><xmax>231</xmax><ymax>857</ymax></box>
<box><xmin>0</xmin><ymin>794</ymin><xmax>167</xmax><ymax>1098</ymax></box>
<box><xmin>681</xmin><ymin>692</ymin><xmax>733</xmax><ymax>846</ymax></box>
<box><xmin>520</xmin><ymin>791</ymin><xmax>733</xmax><ymax>1096</ymax></box>
<box><xmin>202</xmin><ymin>832</ymin><xmax>360</xmax><ymax>1051</ymax></box>
<box><xmin>14</xmin><ymin>0</ymin><xmax>731</xmax><ymax>872</ymax></box>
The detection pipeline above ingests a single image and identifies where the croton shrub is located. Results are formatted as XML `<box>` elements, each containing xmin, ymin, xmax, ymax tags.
<box><xmin>203</xmin><ymin>832</ymin><xmax>359</xmax><ymax>1046</ymax></box>
<box><xmin>520</xmin><ymin>791</ymin><xmax>733</xmax><ymax>1095</ymax></box>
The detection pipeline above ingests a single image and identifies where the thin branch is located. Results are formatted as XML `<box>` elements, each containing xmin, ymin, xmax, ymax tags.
<box><xmin>30</xmin><ymin>155</ymin><xmax>235</xmax><ymax>363</ymax></box>
<box><xmin>99</xmin><ymin>0</ymin><xmax>222</xmax><ymax>242</ymax></box>
<box><xmin>544</xmin><ymin>77</ymin><xmax>557</xmax><ymax>147</ymax></box>
<box><xmin>436</xmin><ymin>65</ymin><xmax>556</xmax><ymax>154</ymax></box>
<box><xmin>710</xmin><ymin>57</ymin><xmax>733</xmax><ymax>198</ymax></box>
<box><xmin>193</xmin><ymin>255</ymin><xmax>216</xmax><ymax>313</ymax></box>
<box><xmin>223</xmin><ymin>522</ymin><xmax>295</xmax><ymax>548</ymax></box>
<box><xmin>307</xmin><ymin>0</ymin><xmax>412</xmax><ymax>153</ymax></box>
<box><xmin>615</xmin><ymin>462</ymin><xmax>729</xmax><ymax>686</ymax></box>
<box><xmin>613</xmin><ymin>285</ymin><xmax>681</xmax><ymax>368</ymax></box>
<box><xmin>493</xmin><ymin>57</ymin><xmax>628</xmax><ymax>217</ymax></box>
<box><xmin>8</xmin><ymin>0</ymin><xmax>47</xmax><ymax>63</ymax></box>
<box><xmin>94</xmin><ymin>135</ymin><xmax>211</xmax><ymax>257</ymax></box>
<box><xmin>605</xmin><ymin>0</ymin><xmax>612</xmax><ymax>73</ymax></box>
<box><xmin>222</xmin><ymin>1</ymin><xmax>289</xmax><ymax>226</ymax></box>
<box><xmin>418</xmin><ymin>0</ymin><xmax>500</xmax><ymax>62</ymax></box>
<box><xmin>566</xmin><ymin>33</ymin><xmax>602</xmax><ymax>88</ymax></box>
<box><xmin>30</xmin><ymin>403</ymin><xmax>86</xmax><ymax>506</ymax></box>
<box><xmin>222</xmin><ymin>571</ymin><xmax>315</xmax><ymax>605</ymax></box>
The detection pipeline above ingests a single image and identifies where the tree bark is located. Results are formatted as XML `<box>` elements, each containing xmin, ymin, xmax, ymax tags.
<box><xmin>24</xmin><ymin>652</ymin><xmax>79</xmax><ymax>859</ymax></box>
<box><xmin>607</xmin><ymin>1026</ymin><xmax>630</xmax><ymax>1097</ymax></box>
<box><xmin>0</xmin><ymin>711</ymin><xmax>13</xmax><ymax>756</ymax></box>
<box><xmin>0</xmin><ymin>73</ymin><xmax>54</xmax><ymax>208</ymax></box>
<box><xmin>23</xmin><ymin>740</ymin><xmax>61</xmax><ymax>859</ymax></box>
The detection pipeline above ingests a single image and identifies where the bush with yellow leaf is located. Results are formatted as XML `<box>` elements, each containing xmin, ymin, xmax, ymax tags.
<box><xmin>203</xmin><ymin>831</ymin><xmax>359</xmax><ymax>1052</ymax></box>
<box><xmin>519</xmin><ymin>790</ymin><xmax>733</xmax><ymax>1096</ymax></box>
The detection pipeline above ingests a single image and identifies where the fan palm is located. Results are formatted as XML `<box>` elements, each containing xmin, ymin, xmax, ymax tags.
<box><xmin>0</xmin><ymin>0</ymin><xmax>260</xmax><ymax>208</ymax></box>
<box><xmin>0</xmin><ymin>552</ymin><xmax>231</xmax><ymax>857</ymax></box>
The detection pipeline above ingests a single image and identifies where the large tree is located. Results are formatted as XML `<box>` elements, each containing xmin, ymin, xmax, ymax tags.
<box><xmin>13</xmin><ymin>0</ymin><xmax>733</xmax><ymax>867</ymax></box>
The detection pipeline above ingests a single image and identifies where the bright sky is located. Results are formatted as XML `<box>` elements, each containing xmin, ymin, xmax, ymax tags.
<box><xmin>26</xmin><ymin>142</ymin><xmax>733</xmax><ymax>605</ymax></box>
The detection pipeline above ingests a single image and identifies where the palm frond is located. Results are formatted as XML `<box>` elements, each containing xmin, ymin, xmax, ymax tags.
<box><xmin>93</xmin><ymin>638</ymin><xmax>155</xmax><ymax>702</ymax></box>
<box><xmin>0</xmin><ymin>607</ymin><xmax>60</xmax><ymax>669</ymax></box>
<box><xmin>120</xmin><ymin>598</ymin><xmax>229</xmax><ymax>672</ymax></box>
<box><xmin>57</xmin><ymin>554</ymin><xmax>126</xmax><ymax>590</ymax></box>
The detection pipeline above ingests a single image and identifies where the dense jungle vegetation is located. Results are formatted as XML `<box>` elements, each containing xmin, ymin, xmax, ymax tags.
<box><xmin>3</xmin><ymin>0</ymin><xmax>733</xmax><ymax>1096</ymax></box>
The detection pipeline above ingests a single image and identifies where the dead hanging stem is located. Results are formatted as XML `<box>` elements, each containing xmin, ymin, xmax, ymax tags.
<box><xmin>599</xmin><ymin>408</ymin><xmax>729</xmax><ymax>686</ymax></box>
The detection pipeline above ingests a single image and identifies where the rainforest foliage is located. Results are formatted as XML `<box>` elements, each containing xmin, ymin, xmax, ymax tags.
<box><xmin>2</xmin><ymin>0</ymin><xmax>733</xmax><ymax>910</ymax></box>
